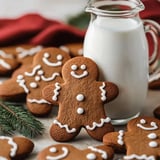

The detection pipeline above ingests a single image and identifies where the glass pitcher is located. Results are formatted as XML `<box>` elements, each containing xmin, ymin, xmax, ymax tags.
<box><xmin>83</xmin><ymin>0</ymin><xmax>160</xmax><ymax>125</ymax></box>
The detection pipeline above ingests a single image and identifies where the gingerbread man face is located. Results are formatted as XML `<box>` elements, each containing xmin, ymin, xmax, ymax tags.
<box><xmin>0</xmin><ymin>47</ymin><xmax>70</xmax><ymax>115</ymax></box>
<box><xmin>43</xmin><ymin>57</ymin><xmax>119</xmax><ymax>141</ymax></box>
<box><xmin>37</xmin><ymin>144</ymin><xmax>114</xmax><ymax>160</ymax></box>
<box><xmin>103</xmin><ymin>116</ymin><xmax>160</xmax><ymax>160</ymax></box>
<box><xmin>0</xmin><ymin>136</ymin><xmax>34</xmax><ymax>160</ymax></box>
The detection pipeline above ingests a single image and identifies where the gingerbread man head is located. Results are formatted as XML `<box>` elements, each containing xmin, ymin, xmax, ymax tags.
<box><xmin>0</xmin><ymin>47</ymin><xmax>71</xmax><ymax>116</ymax></box>
<box><xmin>103</xmin><ymin>116</ymin><xmax>160</xmax><ymax>160</ymax></box>
<box><xmin>37</xmin><ymin>144</ymin><xmax>114</xmax><ymax>160</ymax></box>
<box><xmin>43</xmin><ymin>57</ymin><xmax>119</xmax><ymax>141</ymax></box>
<box><xmin>0</xmin><ymin>136</ymin><xmax>34</xmax><ymax>160</ymax></box>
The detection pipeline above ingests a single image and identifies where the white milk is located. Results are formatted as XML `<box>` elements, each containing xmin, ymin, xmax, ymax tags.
<box><xmin>83</xmin><ymin>16</ymin><xmax>148</xmax><ymax>120</ymax></box>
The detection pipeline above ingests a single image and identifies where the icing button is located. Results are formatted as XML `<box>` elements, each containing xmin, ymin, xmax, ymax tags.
<box><xmin>76</xmin><ymin>94</ymin><xmax>85</xmax><ymax>102</ymax></box>
<box><xmin>77</xmin><ymin>107</ymin><xmax>84</xmax><ymax>115</ymax></box>
<box><xmin>149</xmin><ymin>141</ymin><xmax>158</xmax><ymax>148</ymax></box>
<box><xmin>86</xmin><ymin>153</ymin><xmax>96</xmax><ymax>160</ymax></box>
<box><xmin>147</xmin><ymin>133</ymin><xmax>157</xmax><ymax>139</ymax></box>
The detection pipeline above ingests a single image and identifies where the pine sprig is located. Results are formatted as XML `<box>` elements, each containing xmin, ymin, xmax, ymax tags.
<box><xmin>0</xmin><ymin>100</ymin><xmax>44</xmax><ymax>138</ymax></box>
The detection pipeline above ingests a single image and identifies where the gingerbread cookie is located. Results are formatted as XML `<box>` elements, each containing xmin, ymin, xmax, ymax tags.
<box><xmin>60</xmin><ymin>43</ymin><xmax>83</xmax><ymax>57</ymax></box>
<box><xmin>0</xmin><ymin>47</ymin><xmax>71</xmax><ymax>115</ymax></box>
<box><xmin>42</xmin><ymin>57</ymin><xmax>119</xmax><ymax>141</ymax></box>
<box><xmin>0</xmin><ymin>48</ymin><xmax>19</xmax><ymax>75</ymax></box>
<box><xmin>103</xmin><ymin>116</ymin><xmax>160</xmax><ymax>159</ymax></box>
<box><xmin>0</xmin><ymin>136</ymin><xmax>34</xmax><ymax>160</ymax></box>
<box><xmin>0</xmin><ymin>45</ymin><xmax>43</xmax><ymax>76</ymax></box>
<box><xmin>37</xmin><ymin>144</ymin><xmax>114</xmax><ymax>160</ymax></box>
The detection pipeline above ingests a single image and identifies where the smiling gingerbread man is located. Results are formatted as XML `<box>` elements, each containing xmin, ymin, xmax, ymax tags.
<box><xmin>103</xmin><ymin>116</ymin><xmax>160</xmax><ymax>160</ymax></box>
<box><xmin>42</xmin><ymin>57</ymin><xmax>119</xmax><ymax>142</ymax></box>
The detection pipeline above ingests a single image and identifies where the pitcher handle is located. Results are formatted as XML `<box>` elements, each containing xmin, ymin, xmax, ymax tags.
<box><xmin>143</xmin><ymin>19</ymin><xmax>160</xmax><ymax>75</ymax></box>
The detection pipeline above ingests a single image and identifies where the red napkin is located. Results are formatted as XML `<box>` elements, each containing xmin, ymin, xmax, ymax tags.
<box><xmin>0</xmin><ymin>14</ymin><xmax>85</xmax><ymax>47</ymax></box>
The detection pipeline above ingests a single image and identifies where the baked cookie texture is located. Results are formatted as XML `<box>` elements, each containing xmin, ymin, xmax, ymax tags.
<box><xmin>103</xmin><ymin>116</ymin><xmax>160</xmax><ymax>160</ymax></box>
<box><xmin>37</xmin><ymin>144</ymin><xmax>114</xmax><ymax>160</ymax></box>
<box><xmin>0</xmin><ymin>47</ymin><xmax>71</xmax><ymax>115</ymax></box>
<box><xmin>0</xmin><ymin>136</ymin><xmax>34</xmax><ymax>160</ymax></box>
<box><xmin>42</xmin><ymin>56</ymin><xmax>119</xmax><ymax>142</ymax></box>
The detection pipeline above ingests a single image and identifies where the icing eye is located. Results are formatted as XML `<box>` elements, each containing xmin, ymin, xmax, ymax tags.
<box><xmin>151</xmin><ymin>122</ymin><xmax>156</xmax><ymax>127</ymax></box>
<box><xmin>44</xmin><ymin>53</ymin><xmax>50</xmax><ymax>58</ymax></box>
<box><xmin>86</xmin><ymin>153</ymin><xmax>97</xmax><ymax>160</ymax></box>
<box><xmin>30</xmin><ymin>82</ymin><xmax>38</xmax><ymax>88</ymax></box>
<box><xmin>140</xmin><ymin>119</ymin><xmax>146</xmax><ymax>124</ymax></box>
<box><xmin>49</xmin><ymin>147</ymin><xmax>57</xmax><ymax>153</ymax></box>
<box><xmin>80</xmin><ymin>64</ymin><xmax>86</xmax><ymax>70</ymax></box>
<box><xmin>57</xmin><ymin>54</ymin><xmax>63</xmax><ymax>61</ymax></box>
<box><xmin>71</xmin><ymin>65</ymin><xmax>78</xmax><ymax>71</ymax></box>
<box><xmin>38</xmin><ymin>70</ymin><xmax>44</xmax><ymax>75</ymax></box>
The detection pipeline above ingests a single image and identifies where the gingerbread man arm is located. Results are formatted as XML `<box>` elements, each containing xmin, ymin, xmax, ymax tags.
<box><xmin>98</xmin><ymin>81</ymin><xmax>119</xmax><ymax>103</ymax></box>
<box><xmin>103</xmin><ymin>131</ymin><xmax>126</xmax><ymax>153</ymax></box>
<box><xmin>42</xmin><ymin>82</ymin><xmax>63</xmax><ymax>105</ymax></box>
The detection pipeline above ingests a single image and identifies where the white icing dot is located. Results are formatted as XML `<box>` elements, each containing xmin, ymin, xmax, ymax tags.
<box><xmin>76</xmin><ymin>94</ymin><xmax>85</xmax><ymax>102</ymax></box>
<box><xmin>77</xmin><ymin>107</ymin><xmax>84</xmax><ymax>115</ymax></box>
<box><xmin>44</xmin><ymin>53</ymin><xmax>50</xmax><ymax>58</ymax></box>
<box><xmin>149</xmin><ymin>141</ymin><xmax>158</xmax><ymax>148</ymax></box>
<box><xmin>86</xmin><ymin>153</ymin><xmax>96</xmax><ymax>160</ymax></box>
<box><xmin>38</xmin><ymin>70</ymin><xmax>44</xmax><ymax>75</ymax></box>
<box><xmin>17</xmin><ymin>75</ymin><xmax>24</xmax><ymax>80</ymax></box>
<box><xmin>30</xmin><ymin>82</ymin><xmax>38</xmax><ymax>88</ymax></box>
<box><xmin>78</xmin><ymin>49</ymin><xmax>83</xmax><ymax>55</ymax></box>
<box><xmin>35</xmin><ymin>76</ymin><xmax>41</xmax><ymax>81</ymax></box>
<box><xmin>57</xmin><ymin>54</ymin><xmax>63</xmax><ymax>60</ymax></box>
<box><xmin>140</xmin><ymin>119</ymin><xmax>146</xmax><ymax>124</ymax></box>
<box><xmin>71</xmin><ymin>65</ymin><xmax>77</xmax><ymax>71</ymax></box>
<box><xmin>49</xmin><ymin>147</ymin><xmax>57</xmax><ymax>153</ymax></box>
<box><xmin>148</xmin><ymin>133</ymin><xmax>157</xmax><ymax>139</ymax></box>
<box><xmin>80</xmin><ymin>64</ymin><xmax>86</xmax><ymax>70</ymax></box>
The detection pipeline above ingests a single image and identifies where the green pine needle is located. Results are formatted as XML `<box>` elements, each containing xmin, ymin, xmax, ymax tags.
<box><xmin>0</xmin><ymin>100</ymin><xmax>44</xmax><ymax>138</ymax></box>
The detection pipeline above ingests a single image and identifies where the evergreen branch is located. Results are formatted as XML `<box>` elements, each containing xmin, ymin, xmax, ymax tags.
<box><xmin>0</xmin><ymin>100</ymin><xmax>44</xmax><ymax>138</ymax></box>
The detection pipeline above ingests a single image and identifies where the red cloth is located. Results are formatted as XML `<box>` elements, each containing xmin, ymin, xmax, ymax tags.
<box><xmin>0</xmin><ymin>14</ymin><xmax>85</xmax><ymax>46</ymax></box>
<box><xmin>0</xmin><ymin>0</ymin><xmax>159</xmax><ymax>47</ymax></box>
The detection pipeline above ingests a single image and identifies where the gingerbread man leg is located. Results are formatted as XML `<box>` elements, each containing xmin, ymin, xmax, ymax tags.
<box><xmin>86</xmin><ymin>119</ymin><xmax>114</xmax><ymax>141</ymax></box>
<box><xmin>50</xmin><ymin>119</ymin><xmax>81</xmax><ymax>142</ymax></box>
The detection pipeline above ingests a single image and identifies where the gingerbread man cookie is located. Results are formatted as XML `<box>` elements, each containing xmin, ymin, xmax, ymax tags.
<box><xmin>103</xmin><ymin>116</ymin><xmax>160</xmax><ymax>160</ymax></box>
<box><xmin>37</xmin><ymin>144</ymin><xmax>114</xmax><ymax>160</ymax></box>
<box><xmin>42</xmin><ymin>57</ymin><xmax>119</xmax><ymax>141</ymax></box>
<box><xmin>0</xmin><ymin>136</ymin><xmax>34</xmax><ymax>160</ymax></box>
<box><xmin>0</xmin><ymin>47</ymin><xmax>71</xmax><ymax>115</ymax></box>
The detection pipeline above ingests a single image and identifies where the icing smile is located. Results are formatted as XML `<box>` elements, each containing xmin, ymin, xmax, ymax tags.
<box><xmin>70</xmin><ymin>64</ymin><xmax>88</xmax><ymax>79</ymax></box>
<box><xmin>137</xmin><ymin>119</ymin><xmax>158</xmax><ymax>131</ymax></box>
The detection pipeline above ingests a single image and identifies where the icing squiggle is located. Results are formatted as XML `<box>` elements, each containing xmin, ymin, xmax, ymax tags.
<box><xmin>117</xmin><ymin>130</ymin><xmax>124</xmax><ymax>145</ymax></box>
<box><xmin>0</xmin><ymin>50</ymin><xmax>13</xmax><ymax>58</ymax></box>
<box><xmin>71</xmin><ymin>70</ymin><xmax>88</xmax><ymax>79</ymax></box>
<box><xmin>86</xmin><ymin>117</ymin><xmax>111</xmax><ymax>131</ymax></box>
<box><xmin>24</xmin><ymin>65</ymin><xmax>41</xmax><ymax>76</ymax></box>
<box><xmin>27</xmin><ymin>98</ymin><xmax>51</xmax><ymax>104</ymax></box>
<box><xmin>88</xmin><ymin>146</ymin><xmax>107</xmax><ymax>159</ymax></box>
<box><xmin>52</xmin><ymin>83</ymin><xmax>61</xmax><ymax>101</ymax></box>
<box><xmin>46</xmin><ymin>147</ymin><xmax>69</xmax><ymax>160</ymax></box>
<box><xmin>0</xmin><ymin>156</ymin><xmax>7</xmax><ymax>160</ymax></box>
<box><xmin>16</xmin><ymin>45</ymin><xmax>43</xmax><ymax>59</ymax></box>
<box><xmin>16</xmin><ymin>75</ymin><xmax>29</xmax><ymax>93</ymax></box>
<box><xmin>0</xmin><ymin>136</ymin><xmax>17</xmax><ymax>157</ymax></box>
<box><xmin>123</xmin><ymin>154</ymin><xmax>155</xmax><ymax>160</ymax></box>
<box><xmin>0</xmin><ymin>59</ymin><xmax>11</xmax><ymax>69</ymax></box>
<box><xmin>41</xmin><ymin>73</ymin><xmax>60</xmax><ymax>81</ymax></box>
<box><xmin>99</xmin><ymin>82</ymin><xmax>107</xmax><ymax>101</ymax></box>
<box><xmin>53</xmin><ymin>119</ymin><xmax>76</xmax><ymax>133</ymax></box>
